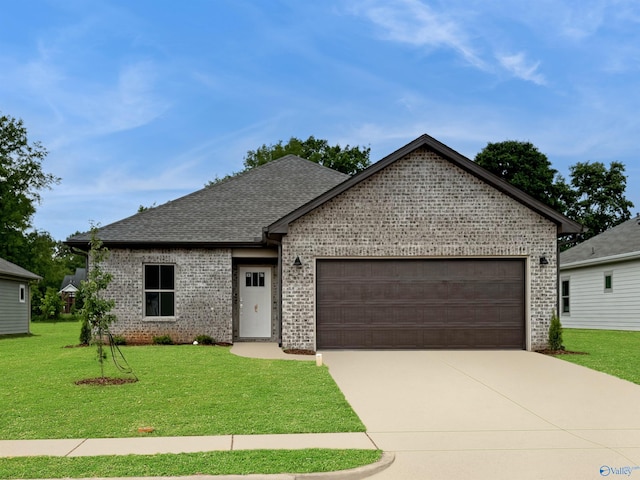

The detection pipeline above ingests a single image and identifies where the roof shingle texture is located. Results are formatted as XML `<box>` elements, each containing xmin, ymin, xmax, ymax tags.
<box><xmin>60</xmin><ymin>268</ymin><xmax>87</xmax><ymax>290</ymax></box>
<box><xmin>560</xmin><ymin>215</ymin><xmax>640</xmax><ymax>265</ymax></box>
<box><xmin>68</xmin><ymin>155</ymin><xmax>349</xmax><ymax>245</ymax></box>
<box><xmin>0</xmin><ymin>257</ymin><xmax>41</xmax><ymax>280</ymax></box>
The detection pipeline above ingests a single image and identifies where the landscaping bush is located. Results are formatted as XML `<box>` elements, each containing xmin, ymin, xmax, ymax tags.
<box><xmin>110</xmin><ymin>335</ymin><xmax>127</xmax><ymax>346</ymax></box>
<box><xmin>79</xmin><ymin>318</ymin><xmax>91</xmax><ymax>345</ymax></box>
<box><xmin>194</xmin><ymin>334</ymin><xmax>215</xmax><ymax>345</ymax></box>
<box><xmin>548</xmin><ymin>311</ymin><xmax>564</xmax><ymax>351</ymax></box>
<box><xmin>153</xmin><ymin>334</ymin><xmax>174</xmax><ymax>345</ymax></box>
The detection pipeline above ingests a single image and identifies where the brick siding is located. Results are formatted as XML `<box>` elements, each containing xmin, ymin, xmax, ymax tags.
<box><xmin>100</xmin><ymin>248</ymin><xmax>233</xmax><ymax>344</ymax></box>
<box><xmin>280</xmin><ymin>148</ymin><xmax>557</xmax><ymax>351</ymax></box>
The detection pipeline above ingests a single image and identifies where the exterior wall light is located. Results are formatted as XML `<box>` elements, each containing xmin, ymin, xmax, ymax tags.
<box><xmin>293</xmin><ymin>256</ymin><xmax>302</xmax><ymax>267</ymax></box>
<box><xmin>539</xmin><ymin>256</ymin><xmax>549</xmax><ymax>265</ymax></box>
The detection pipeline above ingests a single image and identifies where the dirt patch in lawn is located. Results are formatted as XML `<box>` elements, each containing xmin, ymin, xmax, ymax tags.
<box><xmin>75</xmin><ymin>377</ymin><xmax>138</xmax><ymax>386</ymax></box>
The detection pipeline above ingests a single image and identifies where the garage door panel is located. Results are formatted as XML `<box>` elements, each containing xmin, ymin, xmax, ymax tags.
<box><xmin>317</xmin><ymin>259</ymin><xmax>525</xmax><ymax>349</ymax></box>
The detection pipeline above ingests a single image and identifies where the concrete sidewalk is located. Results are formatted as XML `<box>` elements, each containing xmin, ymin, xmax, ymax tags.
<box><xmin>0</xmin><ymin>432</ymin><xmax>377</xmax><ymax>458</ymax></box>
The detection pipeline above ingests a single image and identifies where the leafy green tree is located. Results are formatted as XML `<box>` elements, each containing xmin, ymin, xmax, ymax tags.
<box><xmin>244</xmin><ymin>136</ymin><xmax>371</xmax><ymax>175</ymax></box>
<box><xmin>0</xmin><ymin>113</ymin><xmax>59</xmax><ymax>264</ymax></box>
<box><xmin>474</xmin><ymin>140</ymin><xmax>571</xmax><ymax>212</ymax></box>
<box><xmin>40</xmin><ymin>287</ymin><xmax>64</xmax><ymax>322</ymax></box>
<box><xmin>565</xmin><ymin>161</ymin><xmax>634</xmax><ymax>244</ymax></box>
<box><xmin>79</xmin><ymin>227</ymin><xmax>116</xmax><ymax>378</ymax></box>
<box><xmin>17</xmin><ymin>231</ymin><xmax>85</xmax><ymax>317</ymax></box>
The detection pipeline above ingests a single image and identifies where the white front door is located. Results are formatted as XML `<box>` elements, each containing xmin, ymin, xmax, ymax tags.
<box><xmin>239</xmin><ymin>266</ymin><xmax>272</xmax><ymax>338</ymax></box>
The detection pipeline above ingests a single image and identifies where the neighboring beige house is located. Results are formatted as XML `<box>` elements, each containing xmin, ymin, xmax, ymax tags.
<box><xmin>559</xmin><ymin>215</ymin><xmax>640</xmax><ymax>331</ymax></box>
<box><xmin>0</xmin><ymin>257</ymin><xmax>41</xmax><ymax>335</ymax></box>
<box><xmin>66</xmin><ymin>134</ymin><xmax>581</xmax><ymax>351</ymax></box>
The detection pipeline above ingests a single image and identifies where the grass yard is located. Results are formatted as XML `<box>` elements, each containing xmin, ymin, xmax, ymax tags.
<box><xmin>0</xmin><ymin>321</ymin><xmax>365</xmax><ymax>440</ymax></box>
<box><xmin>557</xmin><ymin>328</ymin><xmax>640</xmax><ymax>385</ymax></box>
<box><xmin>0</xmin><ymin>449</ymin><xmax>382</xmax><ymax>479</ymax></box>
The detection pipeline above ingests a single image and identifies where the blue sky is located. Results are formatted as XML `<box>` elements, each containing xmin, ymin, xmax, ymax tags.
<box><xmin>1</xmin><ymin>0</ymin><xmax>639</xmax><ymax>240</ymax></box>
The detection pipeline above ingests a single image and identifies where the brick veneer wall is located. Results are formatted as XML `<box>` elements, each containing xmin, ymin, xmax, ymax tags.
<box><xmin>280</xmin><ymin>148</ymin><xmax>558</xmax><ymax>351</ymax></box>
<box><xmin>99</xmin><ymin>248</ymin><xmax>233</xmax><ymax>344</ymax></box>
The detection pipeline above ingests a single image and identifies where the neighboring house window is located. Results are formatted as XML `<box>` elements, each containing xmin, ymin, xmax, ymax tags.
<box><xmin>144</xmin><ymin>265</ymin><xmax>175</xmax><ymax>317</ymax></box>
<box><xmin>604</xmin><ymin>272</ymin><xmax>613</xmax><ymax>293</ymax></box>
<box><xmin>19</xmin><ymin>284</ymin><xmax>26</xmax><ymax>303</ymax></box>
<box><xmin>561</xmin><ymin>279</ymin><xmax>570</xmax><ymax>314</ymax></box>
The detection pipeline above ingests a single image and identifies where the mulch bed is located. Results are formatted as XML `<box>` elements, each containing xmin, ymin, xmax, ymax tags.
<box><xmin>75</xmin><ymin>377</ymin><xmax>138</xmax><ymax>386</ymax></box>
<box><xmin>283</xmin><ymin>349</ymin><xmax>316</xmax><ymax>355</ymax></box>
<box><xmin>536</xmin><ymin>349</ymin><xmax>588</xmax><ymax>355</ymax></box>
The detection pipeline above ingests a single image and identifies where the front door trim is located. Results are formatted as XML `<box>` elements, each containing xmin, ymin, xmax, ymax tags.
<box><xmin>238</xmin><ymin>265</ymin><xmax>273</xmax><ymax>339</ymax></box>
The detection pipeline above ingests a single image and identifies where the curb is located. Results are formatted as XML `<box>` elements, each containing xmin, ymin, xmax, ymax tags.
<box><xmin>22</xmin><ymin>452</ymin><xmax>395</xmax><ymax>480</ymax></box>
<box><xmin>296</xmin><ymin>452</ymin><xmax>395</xmax><ymax>480</ymax></box>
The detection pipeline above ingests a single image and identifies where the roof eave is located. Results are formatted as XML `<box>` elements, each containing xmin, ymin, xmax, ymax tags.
<box><xmin>64</xmin><ymin>239</ymin><xmax>268</xmax><ymax>251</ymax></box>
<box><xmin>561</xmin><ymin>250</ymin><xmax>640</xmax><ymax>270</ymax></box>
<box><xmin>0</xmin><ymin>272</ymin><xmax>42</xmax><ymax>282</ymax></box>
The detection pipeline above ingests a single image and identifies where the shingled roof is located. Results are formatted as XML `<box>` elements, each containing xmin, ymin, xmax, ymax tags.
<box><xmin>59</xmin><ymin>268</ymin><xmax>87</xmax><ymax>291</ymax></box>
<box><xmin>560</xmin><ymin>215</ymin><xmax>640</xmax><ymax>267</ymax></box>
<box><xmin>66</xmin><ymin>155</ymin><xmax>349</xmax><ymax>248</ymax></box>
<box><xmin>0</xmin><ymin>257</ymin><xmax>41</xmax><ymax>281</ymax></box>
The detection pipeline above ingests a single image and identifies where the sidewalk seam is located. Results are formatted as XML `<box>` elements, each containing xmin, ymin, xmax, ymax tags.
<box><xmin>365</xmin><ymin>432</ymin><xmax>380</xmax><ymax>450</ymax></box>
<box><xmin>65</xmin><ymin>439</ymin><xmax>88</xmax><ymax>457</ymax></box>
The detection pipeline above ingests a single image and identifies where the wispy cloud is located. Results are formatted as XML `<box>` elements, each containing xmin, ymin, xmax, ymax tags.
<box><xmin>353</xmin><ymin>0</ymin><xmax>487</xmax><ymax>70</ymax></box>
<box><xmin>497</xmin><ymin>52</ymin><xmax>546</xmax><ymax>85</ymax></box>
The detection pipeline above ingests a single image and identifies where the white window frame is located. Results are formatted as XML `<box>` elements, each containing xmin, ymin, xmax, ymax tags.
<box><xmin>19</xmin><ymin>284</ymin><xmax>26</xmax><ymax>303</ymax></box>
<box><xmin>560</xmin><ymin>278</ymin><xmax>570</xmax><ymax>315</ymax></box>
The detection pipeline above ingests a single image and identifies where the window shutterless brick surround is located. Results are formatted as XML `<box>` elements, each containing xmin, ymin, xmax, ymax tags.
<box><xmin>280</xmin><ymin>149</ymin><xmax>557</xmax><ymax>351</ymax></box>
<box><xmin>101</xmin><ymin>249</ymin><xmax>233</xmax><ymax>344</ymax></box>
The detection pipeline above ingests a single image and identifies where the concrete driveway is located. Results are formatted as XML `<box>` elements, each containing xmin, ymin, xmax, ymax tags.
<box><xmin>322</xmin><ymin>350</ymin><xmax>640</xmax><ymax>480</ymax></box>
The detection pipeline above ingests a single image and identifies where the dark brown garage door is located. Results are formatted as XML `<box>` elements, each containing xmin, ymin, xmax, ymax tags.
<box><xmin>316</xmin><ymin>259</ymin><xmax>525</xmax><ymax>349</ymax></box>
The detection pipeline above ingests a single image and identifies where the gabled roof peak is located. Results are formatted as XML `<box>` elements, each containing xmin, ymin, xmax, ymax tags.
<box><xmin>268</xmin><ymin>133</ymin><xmax>582</xmax><ymax>236</ymax></box>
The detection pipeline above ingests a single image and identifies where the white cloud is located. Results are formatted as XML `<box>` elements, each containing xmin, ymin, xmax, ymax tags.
<box><xmin>497</xmin><ymin>52</ymin><xmax>546</xmax><ymax>85</ymax></box>
<box><xmin>354</xmin><ymin>0</ymin><xmax>487</xmax><ymax>70</ymax></box>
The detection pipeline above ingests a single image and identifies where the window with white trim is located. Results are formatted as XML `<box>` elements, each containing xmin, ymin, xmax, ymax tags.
<box><xmin>144</xmin><ymin>265</ymin><xmax>175</xmax><ymax>317</ymax></box>
<box><xmin>561</xmin><ymin>279</ymin><xmax>570</xmax><ymax>314</ymax></box>
<box><xmin>604</xmin><ymin>272</ymin><xmax>613</xmax><ymax>293</ymax></box>
<box><xmin>19</xmin><ymin>284</ymin><xmax>26</xmax><ymax>303</ymax></box>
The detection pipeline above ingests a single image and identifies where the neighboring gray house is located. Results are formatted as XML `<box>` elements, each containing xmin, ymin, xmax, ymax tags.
<box><xmin>59</xmin><ymin>268</ymin><xmax>87</xmax><ymax>313</ymax></box>
<box><xmin>559</xmin><ymin>215</ymin><xmax>640</xmax><ymax>331</ymax></box>
<box><xmin>66</xmin><ymin>134</ymin><xmax>581</xmax><ymax>351</ymax></box>
<box><xmin>0</xmin><ymin>257</ymin><xmax>41</xmax><ymax>335</ymax></box>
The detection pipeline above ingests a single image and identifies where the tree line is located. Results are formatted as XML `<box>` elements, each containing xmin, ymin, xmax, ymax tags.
<box><xmin>0</xmin><ymin>113</ymin><xmax>84</xmax><ymax>319</ymax></box>
<box><xmin>474</xmin><ymin>141</ymin><xmax>634</xmax><ymax>247</ymax></box>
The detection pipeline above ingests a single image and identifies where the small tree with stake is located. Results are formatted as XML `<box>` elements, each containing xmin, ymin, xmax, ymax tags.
<box><xmin>79</xmin><ymin>226</ymin><xmax>116</xmax><ymax>378</ymax></box>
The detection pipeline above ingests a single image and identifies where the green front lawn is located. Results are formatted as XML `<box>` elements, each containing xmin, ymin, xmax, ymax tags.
<box><xmin>0</xmin><ymin>450</ymin><xmax>382</xmax><ymax>479</ymax></box>
<box><xmin>0</xmin><ymin>322</ymin><xmax>364</xmax><ymax>439</ymax></box>
<box><xmin>556</xmin><ymin>328</ymin><xmax>640</xmax><ymax>385</ymax></box>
